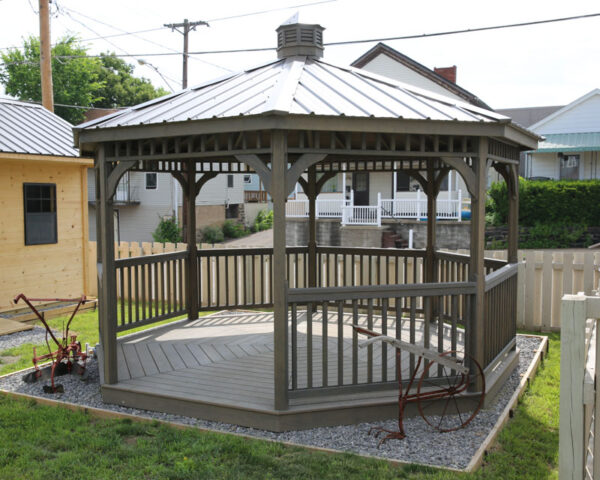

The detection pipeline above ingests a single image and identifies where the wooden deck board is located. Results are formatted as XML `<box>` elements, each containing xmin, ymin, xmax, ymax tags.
<box><xmin>113</xmin><ymin>311</ymin><xmax>467</xmax><ymax>423</ymax></box>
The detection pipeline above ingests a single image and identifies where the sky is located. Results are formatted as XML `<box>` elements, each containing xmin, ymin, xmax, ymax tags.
<box><xmin>0</xmin><ymin>0</ymin><xmax>598</xmax><ymax>110</ymax></box>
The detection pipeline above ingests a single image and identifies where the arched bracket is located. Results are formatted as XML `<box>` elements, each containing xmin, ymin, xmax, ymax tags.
<box><xmin>172</xmin><ymin>172</ymin><xmax>187</xmax><ymax>191</ymax></box>
<box><xmin>441</xmin><ymin>157</ymin><xmax>478</xmax><ymax>199</ymax></box>
<box><xmin>194</xmin><ymin>172</ymin><xmax>218</xmax><ymax>196</ymax></box>
<box><xmin>107</xmin><ymin>160</ymin><xmax>137</xmax><ymax>199</ymax></box>
<box><xmin>286</xmin><ymin>154</ymin><xmax>327</xmax><ymax>197</ymax></box>
<box><xmin>433</xmin><ymin>168</ymin><xmax>451</xmax><ymax>196</ymax></box>
<box><xmin>292</xmin><ymin>170</ymin><xmax>335</xmax><ymax>196</ymax></box>
<box><xmin>406</xmin><ymin>170</ymin><xmax>428</xmax><ymax>192</ymax></box>
<box><xmin>297</xmin><ymin>177</ymin><xmax>308</xmax><ymax>194</ymax></box>
<box><xmin>235</xmin><ymin>154</ymin><xmax>272</xmax><ymax>194</ymax></box>
<box><xmin>493</xmin><ymin>162</ymin><xmax>518</xmax><ymax>200</ymax></box>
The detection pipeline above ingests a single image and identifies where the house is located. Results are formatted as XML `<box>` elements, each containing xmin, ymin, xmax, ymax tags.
<box><xmin>285</xmin><ymin>42</ymin><xmax>495</xmax><ymax>237</ymax></box>
<box><xmin>87</xmin><ymin>170</ymin><xmax>245</xmax><ymax>242</ymax></box>
<box><xmin>501</xmin><ymin>89</ymin><xmax>600</xmax><ymax>180</ymax></box>
<box><xmin>0</xmin><ymin>98</ymin><xmax>93</xmax><ymax>311</ymax></box>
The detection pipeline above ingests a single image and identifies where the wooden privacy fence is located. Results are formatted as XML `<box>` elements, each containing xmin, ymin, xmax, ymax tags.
<box><xmin>559</xmin><ymin>293</ymin><xmax>600</xmax><ymax>479</ymax></box>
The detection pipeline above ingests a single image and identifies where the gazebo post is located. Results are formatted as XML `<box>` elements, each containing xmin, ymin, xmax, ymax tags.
<box><xmin>425</xmin><ymin>162</ymin><xmax>437</xmax><ymax>284</ymax></box>
<box><xmin>272</xmin><ymin>130</ymin><xmax>289</xmax><ymax>410</ymax></box>
<box><xmin>97</xmin><ymin>145</ymin><xmax>118</xmax><ymax>384</ymax></box>
<box><xmin>184</xmin><ymin>159</ymin><xmax>199</xmax><ymax>321</ymax></box>
<box><xmin>307</xmin><ymin>166</ymin><xmax>317</xmax><ymax>287</ymax></box>
<box><xmin>507</xmin><ymin>164</ymin><xmax>519</xmax><ymax>263</ymax></box>
<box><xmin>469</xmin><ymin>138</ymin><xmax>489</xmax><ymax>388</ymax></box>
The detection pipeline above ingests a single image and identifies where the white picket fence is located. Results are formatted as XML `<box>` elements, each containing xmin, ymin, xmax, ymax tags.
<box><xmin>560</xmin><ymin>293</ymin><xmax>600</xmax><ymax>479</ymax></box>
<box><xmin>286</xmin><ymin>190</ymin><xmax>463</xmax><ymax>224</ymax></box>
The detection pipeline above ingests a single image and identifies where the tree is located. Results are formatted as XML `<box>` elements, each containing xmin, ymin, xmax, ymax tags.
<box><xmin>0</xmin><ymin>36</ymin><xmax>167</xmax><ymax>124</ymax></box>
<box><xmin>94</xmin><ymin>53</ymin><xmax>168</xmax><ymax>109</ymax></box>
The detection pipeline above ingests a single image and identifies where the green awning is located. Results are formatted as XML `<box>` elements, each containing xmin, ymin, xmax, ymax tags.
<box><xmin>529</xmin><ymin>132</ymin><xmax>600</xmax><ymax>153</ymax></box>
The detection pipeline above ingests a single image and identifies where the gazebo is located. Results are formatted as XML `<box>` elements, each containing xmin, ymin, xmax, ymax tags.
<box><xmin>75</xmin><ymin>21</ymin><xmax>538</xmax><ymax>431</ymax></box>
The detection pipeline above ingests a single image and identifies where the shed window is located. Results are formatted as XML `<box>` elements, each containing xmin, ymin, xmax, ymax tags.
<box><xmin>243</xmin><ymin>175</ymin><xmax>252</xmax><ymax>184</ymax></box>
<box><xmin>24</xmin><ymin>183</ymin><xmax>57</xmax><ymax>245</ymax></box>
<box><xmin>145</xmin><ymin>173</ymin><xmax>157</xmax><ymax>190</ymax></box>
<box><xmin>227</xmin><ymin>175</ymin><xmax>234</xmax><ymax>188</ymax></box>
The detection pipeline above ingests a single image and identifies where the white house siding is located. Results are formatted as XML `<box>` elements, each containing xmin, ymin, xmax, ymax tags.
<box><xmin>359</xmin><ymin>55</ymin><xmax>464</xmax><ymax>103</ymax></box>
<box><xmin>369</xmin><ymin>172</ymin><xmax>393</xmax><ymax>205</ymax></box>
<box><xmin>534</xmin><ymin>94</ymin><xmax>600</xmax><ymax>134</ymax></box>
<box><xmin>527</xmin><ymin>151</ymin><xmax>600</xmax><ymax>181</ymax></box>
<box><xmin>87</xmin><ymin>170</ymin><xmax>245</xmax><ymax>242</ymax></box>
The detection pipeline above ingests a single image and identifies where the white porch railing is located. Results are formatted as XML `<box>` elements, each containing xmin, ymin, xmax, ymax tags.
<box><xmin>285</xmin><ymin>190</ymin><xmax>464</xmax><ymax>225</ymax></box>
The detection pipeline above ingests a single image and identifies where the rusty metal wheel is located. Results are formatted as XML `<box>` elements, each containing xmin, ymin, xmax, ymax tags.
<box><xmin>416</xmin><ymin>351</ymin><xmax>485</xmax><ymax>433</ymax></box>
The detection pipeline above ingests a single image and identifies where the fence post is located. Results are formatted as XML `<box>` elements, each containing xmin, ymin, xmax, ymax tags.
<box><xmin>559</xmin><ymin>293</ymin><xmax>587</xmax><ymax>479</ymax></box>
<box><xmin>457</xmin><ymin>189</ymin><xmax>462</xmax><ymax>222</ymax></box>
<box><xmin>377</xmin><ymin>192</ymin><xmax>382</xmax><ymax>227</ymax></box>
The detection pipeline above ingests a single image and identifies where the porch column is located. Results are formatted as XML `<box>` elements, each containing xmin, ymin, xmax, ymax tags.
<box><xmin>507</xmin><ymin>164</ymin><xmax>519</xmax><ymax>263</ymax></box>
<box><xmin>97</xmin><ymin>144</ymin><xmax>118</xmax><ymax>384</ymax></box>
<box><xmin>425</xmin><ymin>162</ymin><xmax>437</xmax><ymax>284</ymax></box>
<box><xmin>185</xmin><ymin>159</ymin><xmax>199</xmax><ymax>321</ymax></box>
<box><xmin>307</xmin><ymin>166</ymin><xmax>317</xmax><ymax>288</ymax></box>
<box><xmin>272</xmin><ymin>130</ymin><xmax>289</xmax><ymax>410</ymax></box>
<box><xmin>469</xmin><ymin>138</ymin><xmax>488</xmax><ymax>387</ymax></box>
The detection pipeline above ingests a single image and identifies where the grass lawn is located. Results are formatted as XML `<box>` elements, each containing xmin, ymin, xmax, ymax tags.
<box><xmin>0</xmin><ymin>309</ymin><xmax>559</xmax><ymax>479</ymax></box>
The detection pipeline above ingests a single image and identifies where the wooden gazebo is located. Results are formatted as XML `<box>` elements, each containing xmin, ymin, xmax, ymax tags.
<box><xmin>75</xmin><ymin>22</ymin><xmax>538</xmax><ymax>430</ymax></box>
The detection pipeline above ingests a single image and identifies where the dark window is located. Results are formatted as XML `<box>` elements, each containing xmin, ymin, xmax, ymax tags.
<box><xmin>396</xmin><ymin>172</ymin><xmax>411</xmax><ymax>191</ymax></box>
<box><xmin>145</xmin><ymin>173</ymin><xmax>157</xmax><ymax>190</ymax></box>
<box><xmin>227</xmin><ymin>174</ymin><xmax>234</xmax><ymax>188</ymax></box>
<box><xmin>23</xmin><ymin>183</ymin><xmax>57</xmax><ymax>245</ymax></box>
<box><xmin>560</xmin><ymin>154</ymin><xmax>580</xmax><ymax>180</ymax></box>
<box><xmin>226</xmin><ymin>204</ymin><xmax>239</xmax><ymax>219</ymax></box>
<box><xmin>243</xmin><ymin>174</ymin><xmax>251</xmax><ymax>184</ymax></box>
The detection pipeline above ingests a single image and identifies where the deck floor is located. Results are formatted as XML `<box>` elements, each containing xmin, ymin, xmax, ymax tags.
<box><xmin>110</xmin><ymin>311</ymin><xmax>464</xmax><ymax>413</ymax></box>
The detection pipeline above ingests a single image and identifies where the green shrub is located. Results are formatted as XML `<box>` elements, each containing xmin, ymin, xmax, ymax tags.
<box><xmin>201</xmin><ymin>225</ymin><xmax>224</xmax><ymax>243</ymax></box>
<box><xmin>253</xmin><ymin>209</ymin><xmax>273</xmax><ymax>231</ymax></box>
<box><xmin>520</xmin><ymin>222</ymin><xmax>591</xmax><ymax>249</ymax></box>
<box><xmin>151</xmin><ymin>216</ymin><xmax>182</xmax><ymax>243</ymax></box>
<box><xmin>222</xmin><ymin>220</ymin><xmax>249</xmax><ymax>239</ymax></box>
<box><xmin>488</xmin><ymin>178</ymin><xmax>600</xmax><ymax>226</ymax></box>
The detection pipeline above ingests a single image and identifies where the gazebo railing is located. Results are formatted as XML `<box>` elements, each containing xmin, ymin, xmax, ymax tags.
<box><xmin>286</xmin><ymin>281</ymin><xmax>476</xmax><ymax>396</ymax></box>
<box><xmin>483</xmin><ymin>263</ymin><xmax>518</xmax><ymax>367</ymax></box>
<box><xmin>114</xmin><ymin>246</ymin><xmax>515</xmax><ymax>366</ymax></box>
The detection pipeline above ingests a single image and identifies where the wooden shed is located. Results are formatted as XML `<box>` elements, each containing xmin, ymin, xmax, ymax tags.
<box><xmin>0</xmin><ymin>98</ymin><xmax>93</xmax><ymax>312</ymax></box>
<box><xmin>75</xmin><ymin>22</ymin><xmax>539</xmax><ymax>431</ymax></box>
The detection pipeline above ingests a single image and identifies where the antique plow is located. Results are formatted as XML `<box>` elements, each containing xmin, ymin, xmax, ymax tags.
<box><xmin>353</xmin><ymin>325</ymin><xmax>485</xmax><ymax>446</ymax></box>
<box><xmin>14</xmin><ymin>294</ymin><xmax>89</xmax><ymax>393</ymax></box>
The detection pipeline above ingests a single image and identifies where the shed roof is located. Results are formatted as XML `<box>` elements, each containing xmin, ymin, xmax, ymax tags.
<box><xmin>0</xmin><ymin>98</ymin><xmax>79</xmax><ymax>157</ymax></box>
<box><xmin>530</xmin><ymin>132</ymin><xmax>600</xmax><ymax>153</ymax></box>
<box><xmin>76</xmin><ymin>56</ymin><xmax>511</xmax><ymax>132</ymax></box>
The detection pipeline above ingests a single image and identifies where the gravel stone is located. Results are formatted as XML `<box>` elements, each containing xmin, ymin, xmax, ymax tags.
<box><xmin>0</xmin><ymin>326</ymin><xmax>58</xmax><ymax>352</ymax></box>
<box><xmin>0</xmin><ymin>334</ymin><xmax>542</xmax><ymax>470</ymax></box>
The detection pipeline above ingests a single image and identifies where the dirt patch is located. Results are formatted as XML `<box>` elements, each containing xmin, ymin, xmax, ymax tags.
<box><xmin>0</xmin><ymin>356</ymin><xmax>20</xmax><ymax>365</ymax></box>
<box><xmin>123</xmin><ymin>436</ymin><xmax>139</xmax><ymax>446</ymax></box>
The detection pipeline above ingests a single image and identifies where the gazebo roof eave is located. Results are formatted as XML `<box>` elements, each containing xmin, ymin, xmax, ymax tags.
<box><xmin>76</xmin><ymin>111</ymin><xmax>538</xmax><ymax>154</ymax></box>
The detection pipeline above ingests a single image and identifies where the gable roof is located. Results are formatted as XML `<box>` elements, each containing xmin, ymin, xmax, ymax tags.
<box><xmin>0</xmin><ymin>98</ymin><xmax>79</xmax><ymax>157</ymax></box>
<box><xmin>529</xmin><ymin>89</ymin><xmax>600</xmax><ymax>132</ymax></box>
<box><xmin>77</xmin><ymin>56</ymin><xmax>508</xmax><ymax>133</ymax></box>
<box><xmin>350</xmin><ymin>43</ymin><xmax>491</xmax><ymax>110</ymax></box>
<box><xmin>496</xmin><ymin>105</ymin><xmax>564</xmax><ymax>128</ymax></box>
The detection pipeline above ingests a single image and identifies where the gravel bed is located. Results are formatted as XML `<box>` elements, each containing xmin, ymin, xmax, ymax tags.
<box><xmin>0</xmin><ymin>326</ymin><xmax>58</xmax><ymax>352</ymax></box>
<box><xmin>0</xmin><ymin>335</ymin><xmax>542</xmax><ymax>470</ymax></box>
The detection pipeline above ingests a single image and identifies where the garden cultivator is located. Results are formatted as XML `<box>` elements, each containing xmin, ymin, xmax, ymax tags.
<box><xmin>14</xmin><ymin>294</ymin><xmax>89</xmax><ymax>393</ymax></box>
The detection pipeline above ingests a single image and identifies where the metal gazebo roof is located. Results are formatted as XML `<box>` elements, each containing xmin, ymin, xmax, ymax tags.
<box><xmin>76</xmin><ymin>56</ymin><xmax>512</xmax><ymax>131</ymax></box>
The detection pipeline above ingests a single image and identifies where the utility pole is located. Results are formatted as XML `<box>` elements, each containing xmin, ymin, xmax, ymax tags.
<box><xmin>39</xmin><ymin>0</ymin><xmax>54</xmax><ymax>111</ymax></box>
<box><xmin>164</xmin><ymin>19</ymin><xmax>208</xmax><ymax>239</ymax></box>
<box><xmin>164</xmin><ymin>19</ymin><xmax>209</xmax><ymax>89</ymax></box>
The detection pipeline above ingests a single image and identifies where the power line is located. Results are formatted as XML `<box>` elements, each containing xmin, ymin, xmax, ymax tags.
<box><xmin>0</xmin><ymin>0</ymin><xmax>337</xmax><ymax>51</ymax></box>
<box><xmin>2</xmin><ymin>11</ymin><xmax>599</xmax><ymax>64</ymax></box>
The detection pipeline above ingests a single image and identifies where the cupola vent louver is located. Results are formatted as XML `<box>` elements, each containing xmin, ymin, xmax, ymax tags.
<box><xmin>276</xmin><ymin>22</ymin><xmax>325</xmax><ymax>59</ymax></box>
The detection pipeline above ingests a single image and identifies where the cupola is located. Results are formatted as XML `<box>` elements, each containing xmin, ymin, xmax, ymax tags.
<box><xmin>276</xmin><ymin>16</ymin><xmax>324</xmax><ymax>59</ymax></box>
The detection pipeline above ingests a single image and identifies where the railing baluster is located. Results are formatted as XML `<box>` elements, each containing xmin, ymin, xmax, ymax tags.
<box><xmin>119</xmin><ymin>266</ymin><xmax>125</xmax><ymax>326</ymax></box>
<box><xmin>307</xmin><ymin>302</ymin><xmax>313</xmax><ymax>389</ymax></box>
<box><xmin>410</xmin><ymin>297</ymin><xmax>416</xmax><ymax>377</ymax></box>
<box><xmin>216</xmin><ymin>256</ymin><xmax>221</xmax><ymax>307</ymax></box>
<box><xmin>260</xmin><ymin>254</ymin><xmax>265</xmax><ymax>305</ymax></box>
<box><xmin>367</xmin><ymin>298</ymin><xmax>373</xmax><ymax>383</ymax></box>
<box><xmin>291</xmin><ymin>302</ymin><xmax>298</xmax><ymax>390</ymax></box>
<box><xmin>166</xmin><ymin>260</ymin><xmax>171</xmax><ymax>314</ymax></box>
<box><xmin>135</xmin><ymin>265</ymin><xmax>140</xmax><ymax>323</ymax></box>
<box><xmin>382</xmin><ymin>297</ymin><xmax>388</xmax><ymax>382</ymax></box>
<box><xmin>438</xmin><ymin>295</ymin><xmax>444</xmax><ymax>377</ymax></box>
<box><xmin>127</xmin><ymin>266</ymin><xmax>132</xmax><ymax>323</ymax></box>
<box><xmin>322</xmin><ymin>301</ymin><xmax>328</xmax><ymax>387</ymax></box>
<box><xmin>337</xmin><ymin>300</ymin><xmax>344</xmax><ymax>386</ymax></box>
<box><xmin>225</xmin><ymin>255</ymin><xmax>230</xmax><ymax>307</ymax></box>
<box><xmin>352</xmin><ymin>299</ymin><xmax>358</xmax><ymax>384</ymax></box>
